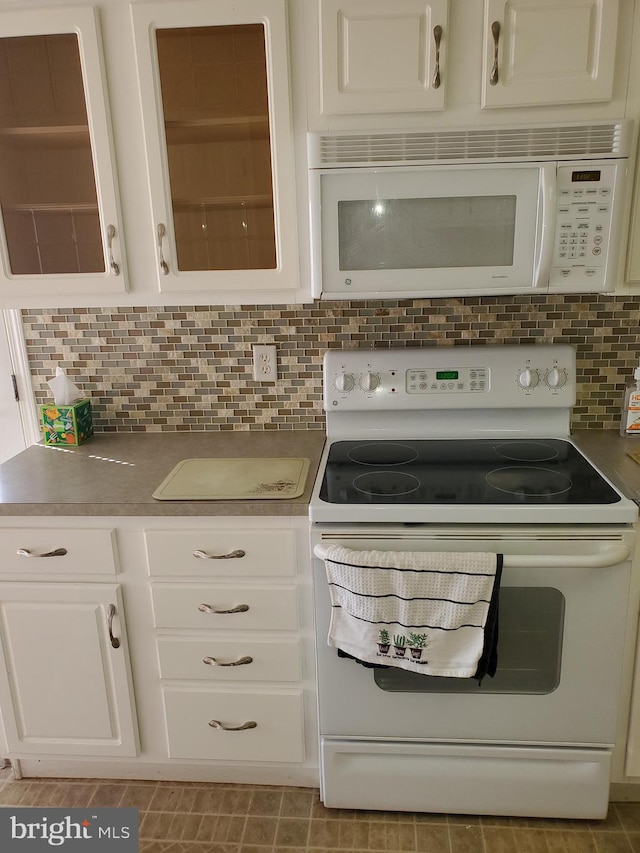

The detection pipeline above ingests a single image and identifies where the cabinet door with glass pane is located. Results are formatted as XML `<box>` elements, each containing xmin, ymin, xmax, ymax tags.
<box><xmin>131</xmin><ymin>0</ymin><xmax>298</xmax><ymax>295</ymax></box>
<box><xmin>0</xmin><ymin>6</ymin><xmax>126</xmax><ymax>297</ymax></box>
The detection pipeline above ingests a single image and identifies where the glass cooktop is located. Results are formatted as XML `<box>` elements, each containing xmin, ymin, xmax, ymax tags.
<box><xmin>319</xmin><ymin>439</ymin><xmax>621</xmax><ymax>506</ymax></box>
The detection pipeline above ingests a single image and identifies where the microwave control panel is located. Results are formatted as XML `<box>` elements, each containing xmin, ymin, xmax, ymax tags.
<box><xmin>550</xmin><ymin>160</ymin><xmax>625</xmax><ymax>291</ymax></box>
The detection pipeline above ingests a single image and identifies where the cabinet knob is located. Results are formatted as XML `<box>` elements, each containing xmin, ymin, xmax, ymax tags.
<box><xmin>208</xmin><ymin>719</ymin><xmax>257</xmax><ymax>731</ymax></box>
<box><xmin>16</xmin><ymin>547</ymin><xmax>67</xmax><ymax>558</ymax></box>
<box><xmin>193</xmin><ymin>549</ymin><xmax>246</xmax><ymax>560</ymax></box>
<box><xmin>203</xmin><ymin>655</ymin><xmax>253</xmax><ymax>667</ymax></box>
<box><xmin>490</xmin><ymin>20</ymin><xmax>501</xmax><ymax>85</ymax></box>
<box><xmin>197</xmin><ymin>603</ymin><xmax>249</xmax><ymax>614</ymax></box>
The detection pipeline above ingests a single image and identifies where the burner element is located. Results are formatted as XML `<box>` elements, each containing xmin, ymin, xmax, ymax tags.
<box><xmin>353</xmin><ymin>471</ymin><xmax>421</xmax><ymax>497</ymax></box>
<box><xmin>494</xmin><ymin>441</ymin><xmax>560</xmax><ymax>463</ymax></box>
<box><xmin>347</xmin><ymin>442</ymin><xmax>419</xmax><ymax>465</ymax></box>
<box><xmin>486</xmin><ymin>466</ymin><xmax>572</xmax><ymax>498</ymax></box>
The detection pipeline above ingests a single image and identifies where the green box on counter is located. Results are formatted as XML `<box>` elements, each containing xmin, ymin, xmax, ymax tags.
<box><xmin>41</xmin><ymin>399</ymin><xmax>93</xmax><ymax>446</ymax></box>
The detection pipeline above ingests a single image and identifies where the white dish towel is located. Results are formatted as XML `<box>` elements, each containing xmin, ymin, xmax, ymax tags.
<box><xmin>315</xmin><ymin>545</ymin><xmax>502</xmax><ymax>678</ymax></box>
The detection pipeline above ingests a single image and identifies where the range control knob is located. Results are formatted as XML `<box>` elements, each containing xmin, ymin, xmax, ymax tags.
<box><xmin>545</xmin><ymin>367</ymin><xmax>567</xmax><ymax>389</ymax></box>
<box><xmin>360</xmin><ymin>372</ymin><xmax>381</xmax><ymax>392</ymax></box>
<box><xmin>517</xmin><ymin>367</ymin><xmax>540</xmax><ymax>389</ymax></box>
<box><xmin>334</xmin><ymin>372</ymin><xmax>355</xmax><ymax>393</ymax></box>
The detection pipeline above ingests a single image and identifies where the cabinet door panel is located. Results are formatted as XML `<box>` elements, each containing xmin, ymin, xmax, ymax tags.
<box><xmin>131</xmin><ymin>0</ymin><xmax>298</xmax><ymax>294</ymax></box>
<box><xmin>482</xmin><ymin>0</ymin><xmax>619</xmax><ymax>108</ymax></box>
<box><xmin>0</xmin><ymin>7</ymin><xmax>126</xmax><ymax>295</ymax></box>
<box><xmin>320</xmin><ymin>0</ymin><xmax>449</xmax><ymax>114</ymax></box>
<box><xmin>0</xmin><ymin>583</ymin><xmax>137</xmax><ymax>756</ymax></box>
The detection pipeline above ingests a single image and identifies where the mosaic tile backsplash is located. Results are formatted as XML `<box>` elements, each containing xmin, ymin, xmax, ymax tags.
<box><xmin>21</xmin><ymin>294</ymin><xmax>640</xmax><ymax>433</ymax></box>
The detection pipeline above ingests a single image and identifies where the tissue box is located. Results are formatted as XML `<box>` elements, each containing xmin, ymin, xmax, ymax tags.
<box><xmin>41</xmin><ymin>400</ymin><xmax>93</xmax><ymax>446</ymax></box>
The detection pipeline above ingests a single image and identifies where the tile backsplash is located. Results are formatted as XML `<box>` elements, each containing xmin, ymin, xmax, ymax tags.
<box><xmin>22</xmin><ymin>294</ymin><xmax>640</xmax><ymax>432</ymax></box>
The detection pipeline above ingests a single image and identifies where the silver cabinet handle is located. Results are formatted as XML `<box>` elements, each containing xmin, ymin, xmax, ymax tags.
<box><xmin>197</xmin><ymin>603</ymin><xmax>249</xmax><ymax>614</ymax></box>
<box><xmin>106</xmin><ymin>224</ymin><xmax>120</xmax><ymax>276</ymax></box>
<box><xmin>208</xmin><ymin>719</ymin><xmax>257</xmax><ymax>731</ymax></box>
<box><xmin>203</xmin><ymin>655</ymin><xmax>253</xmax><ymax>667</ymax></box>
<box><xmin>156</xmin><ymin>223</ymin><xmax>169</xmax><ymax>275</ymax></box>
<box><xmin>432</xmin><ymin>25</ymin><xmax>442</xmax><ymax>89</ymax></box>
<box><xmin>193</xmin><ymin>549</ymin><xmax>245</xmax><ymax>560</ymax></box>
<box><xmin>16</xmin><ymin>547</ymin><xmax>67</xmax><ymax>558</ymax></box>
<box><xmin>107</xmin><ymin>604</ymin><xmax>121</xmax><ymax>649</ymax></box>
<box><xmin>490</xmin><ymin>20</ymin><xmax>501</xmax><ymax>85</ymax></box>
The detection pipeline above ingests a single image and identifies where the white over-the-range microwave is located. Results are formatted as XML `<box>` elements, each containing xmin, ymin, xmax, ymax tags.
<box><xmin>308</xmin><ymin>120</ymin><xmax>632</xmax><ymax>301</ymax></box>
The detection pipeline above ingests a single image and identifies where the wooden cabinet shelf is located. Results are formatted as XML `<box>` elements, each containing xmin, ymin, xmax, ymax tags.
<box><xmin>0</xmin><ymin>124</ymin><xmax>91</xmax><ymax>149</ymax></box>
<box><xmin>3</xmin><ymin>201</ymin><xmax>98</xmax><ymax>214</ymax></box>
<box><xmin>165</xmin><ymin>115</ymin><xmax>269</xmax><ymax>145</ymax></box>
<box><xmin>172</xmin><ymin>194</ymin><xmax>273</xmax><ymax>212</ymax></box>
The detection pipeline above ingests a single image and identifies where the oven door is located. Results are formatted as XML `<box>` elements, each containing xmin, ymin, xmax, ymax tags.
<box><xmin>312</xmin><ymin>526</ymin><xmax>633</xmax><ymax>747</ymax></box>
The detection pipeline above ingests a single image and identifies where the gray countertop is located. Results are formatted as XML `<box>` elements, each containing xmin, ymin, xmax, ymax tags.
<box><xmin>0</xmin><ymin>431</ymin><xmax>326</xmax><ymax>517</ymax></box>
<box><xmin>0</xmin><ymin>428</ymin><xmax>638</xmax><ymax>518</ymax></box>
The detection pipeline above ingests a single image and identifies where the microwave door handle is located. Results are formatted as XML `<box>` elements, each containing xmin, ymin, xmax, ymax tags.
<box><xmin>533</xmin><ymin>164</ymin><xmax>557</xmax><ymax>289</ymax></box>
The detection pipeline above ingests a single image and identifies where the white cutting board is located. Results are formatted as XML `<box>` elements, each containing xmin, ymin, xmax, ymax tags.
<box><xmin>153</xmin><ymin>457</ymin><xmax>311</xmax><ymax>500</ymax></box>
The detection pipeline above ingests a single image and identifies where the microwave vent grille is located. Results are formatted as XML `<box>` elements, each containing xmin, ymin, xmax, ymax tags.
<box><xmin>314</xmin><ymin>122</ymin><xmax>628</xmax><ymax>167</ymax></box>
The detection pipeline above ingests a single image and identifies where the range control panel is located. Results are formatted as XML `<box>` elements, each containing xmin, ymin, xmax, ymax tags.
<box><xmin>324</xmin><ymin>345</ymin><xmax>576</xmax><ymax>411</ymax></box>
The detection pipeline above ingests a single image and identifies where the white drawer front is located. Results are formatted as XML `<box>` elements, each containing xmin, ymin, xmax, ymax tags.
<box><xmin>157</xmin><ymin>636</ymin><xmax>303</xmax><ymax>682</ymax></box>
<box><xmin>145</xmin><ymin>530</ymin><xmax>296</xmax><ymax>577</ymax></box>
<box><xmin>0</xmin><ymin>529</ymin><xmax>117</xmax><ymax>576</ymax></box>
<box><xmin>151</xmin><ymin>585</ymin><xmax>299</xmax><ymax>630</ymax></box>
<box><xmin>163</xmin><ymin>688</ymin><xmax>304</xmax><ymax>762</ymax></box>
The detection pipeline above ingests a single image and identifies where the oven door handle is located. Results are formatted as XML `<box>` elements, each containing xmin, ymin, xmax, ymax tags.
<box><xmin>313</xmin><ymin>542</ymin><xmax>630</xmax><ymax>569</ymax></box>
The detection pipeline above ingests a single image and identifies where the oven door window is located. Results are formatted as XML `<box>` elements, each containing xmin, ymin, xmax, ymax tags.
<box><xmin>373</xmin><ymin>587</ymin><xmax>564</xmax><ymax>695</ymax></box>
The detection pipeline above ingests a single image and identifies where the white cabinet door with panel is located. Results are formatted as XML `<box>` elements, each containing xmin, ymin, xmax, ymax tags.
<box><xmin>319</xmin><ymin>0</ymin><xmax>449</xmax><ymax>115</ymax></box>
<box><xmin>0</xmin><ymin>6</ymin><xmax>126</xmax><ymax>298</ymax></box>
<box><xmin>481</xmin><ymin>0</ymin><xmax>619</xmax><ymax>109</ymax></box>
<box><xmin>131</xmin><ymin>0</ymin><xmax>299</xmax><ymax>295</ymax></box>
<box><xmin>0</xmin><ymin>582</ymin><xmax>137</xmax><ymax>757</ymax></box>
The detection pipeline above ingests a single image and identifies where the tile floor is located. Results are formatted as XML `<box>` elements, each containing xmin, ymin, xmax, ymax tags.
<box><xmin>1</xmin><ymin>766</ymin><xmax>640</xmax><ymax>852</ymax></box>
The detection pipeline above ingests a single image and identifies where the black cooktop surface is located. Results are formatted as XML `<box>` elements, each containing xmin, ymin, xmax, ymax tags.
<box><xmin>319</xmin><ymin>439</ymin><xmax>621</xmax><ymax>505</ymax></box>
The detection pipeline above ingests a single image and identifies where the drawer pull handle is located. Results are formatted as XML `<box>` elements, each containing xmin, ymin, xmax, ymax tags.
<box><xmin>107</xmin><ymin>604</ymin><xmax>121</xmax><ymax>649</ymax></box>
<box><xmin>208</xmin><ymin>719</ymin><xmax>257</xmax><ymax>732</ymax></box>
<box><xmin>157</xmin><ymin>223</ymin><xmax>169</xmax><ymax>275</ymax></box>
<box><xmin>203</xmin><ymin>655</ymin><xmax>253</xmax><ymax>667</ymax></box>
<box><xmin>106</xmin><ymin>224</ymin><xmax>120</xmax><ymax>276</ymax></box>
<box><xmin>198</xmin><ymin>603</ymin><xmax>249</xmax><ymax>614</ymax></box>
<box><xmin>16</xmin><ymin>547</ymin><xmax>67</xmax><ymax>558</ymax></box>
<box><xmin>193</xmin><ymin>549</ymin><xmax>246</xmax><ymax>560</ymax></box>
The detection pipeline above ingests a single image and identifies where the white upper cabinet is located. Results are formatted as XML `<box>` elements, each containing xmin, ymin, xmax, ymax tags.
<box><xmin>319</xmin><ymin>0</ymin><xmax>449</xmax><ymax>114</ymax></box>
<box><xmin>131</xmin><ymin>0</ymin><xmax>299</xmax><ymax>295</ymax></box>
<box><xmin>0</xmin><ymin>6</ymin><xmax>126</xmax><ymax>298</ymax></box>
<box><xmin>482</xmin><ymin>0</ymin><xmax>619</xmax><ymax>109</ymax></box>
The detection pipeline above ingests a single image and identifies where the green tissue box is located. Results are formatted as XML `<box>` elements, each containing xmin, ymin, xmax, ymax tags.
<box><xmin>41</xmin><ymin>400</ymin><xmax>93</xmax><ymax>446</ymax></box>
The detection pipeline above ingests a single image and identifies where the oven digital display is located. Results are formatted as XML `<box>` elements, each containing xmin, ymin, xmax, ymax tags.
<box><xmin>571</xmin><ymin>170</ymin><xmax>601</xmax><ymax>182</ymax></box>
<box><xmin>435</xmin><ymin>370</ymin><xmax>459</xmax><ymax>380</ymax></box>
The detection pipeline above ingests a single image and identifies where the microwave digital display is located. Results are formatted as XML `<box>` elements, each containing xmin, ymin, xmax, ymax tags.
<box><xmin>571</xmin><ymin>170</ymin><xmax>601</xmax><ymax>182</ymax></box>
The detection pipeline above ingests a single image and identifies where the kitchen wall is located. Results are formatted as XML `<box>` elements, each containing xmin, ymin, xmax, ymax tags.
<box><xmin>22</xmin><ymin>293</ymin><xmax>640</xmax><ymax>432</ymax></box>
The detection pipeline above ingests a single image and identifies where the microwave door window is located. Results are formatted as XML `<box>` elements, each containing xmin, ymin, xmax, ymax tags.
<box><xmin>337</xmin><ymin>196</ymin><xmax>516</xmax><ymax>271</ymax></box>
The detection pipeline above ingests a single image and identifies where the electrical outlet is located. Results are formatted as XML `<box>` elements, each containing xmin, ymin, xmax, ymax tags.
<box><xmin>252</xmin><ymin>344</ymin><xmax>277</xmax><ymax>382</ymax></box>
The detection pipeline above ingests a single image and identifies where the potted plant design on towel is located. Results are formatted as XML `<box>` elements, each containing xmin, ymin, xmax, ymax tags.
<box><xmin>407</xmin><ymin>632</ymin><xmax>428</xmax><ymax>660</ymax></box>
<box><xmin>393</xmin><ymin>634</ymin><xmax>407</xmax><ymax>657</ymax></box>
<box><xmin>377</xmin><ymin>629</ymin><xmax>391</xmax><ymax>655</ymax></box>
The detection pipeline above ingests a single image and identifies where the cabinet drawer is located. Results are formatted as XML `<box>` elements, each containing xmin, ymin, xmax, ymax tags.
<box><xmin>145</xmin><ymin>529</ymin><xmax>296</xmax><ymax>577</ymax></box>
<box><xmin>157</xmin><ymin>636</ymin><xmax>303</xmax><ymax>682</ymax></box>
<box><xmin>151</xmin><ymin>585</ymin><xmax>299</xmax><ymax>630</ymax></box>
<box><xmin>0</xmin><ymin>529</ymin><xmax>117</xmax><ymax>576</ymax></box>
<box><xmin>162</xmin><ymin>687</ymin><xmax>304</xmax><ymax>762</ymax></box>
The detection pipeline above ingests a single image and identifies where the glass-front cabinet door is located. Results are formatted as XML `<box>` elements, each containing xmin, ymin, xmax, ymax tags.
<box><xmin>0</xmin><ymin>7</ymin><xmax>126</xmax><ymax>296</ymax></box>
<box><xmin>131</xmin><ymin>0</ymin><xmax>298</xmax><ymax>295</ymax></box>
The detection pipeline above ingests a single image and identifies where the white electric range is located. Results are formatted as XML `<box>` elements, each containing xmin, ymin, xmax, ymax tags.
<box><xmin>309</xmin><ymin>344</ymin><xmax>637</xmax><ymax>819</ymax></box>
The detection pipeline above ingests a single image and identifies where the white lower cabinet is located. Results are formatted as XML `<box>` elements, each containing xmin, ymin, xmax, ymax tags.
<box><xmin>163</xmin><ymin>688</ymin><xmax>304</xmax><ymax>762</ymax></box>
<box><xmin>0</xmin><ymin>517</ymin><xmax>315</xmax><ymax>784</ymax></box>
<box><xmin>0</xmin><ymin>582</ymin><xmax>137</xmax><ymax>757</ymax></box>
